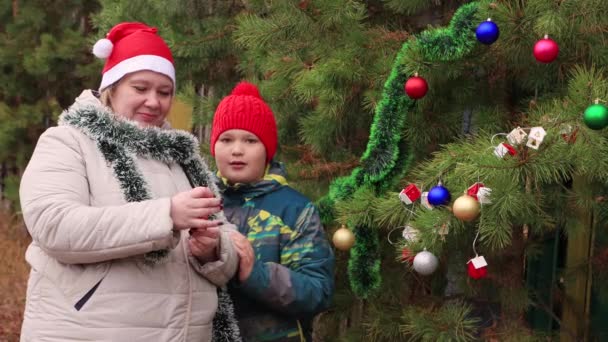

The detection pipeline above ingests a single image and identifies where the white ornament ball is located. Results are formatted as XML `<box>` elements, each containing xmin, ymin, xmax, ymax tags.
<box><xmin>413</xmin><ymin>250</ymin><xmax>439</xmax><ymax>275</ymax></box>
<box><xmin>93</xmin><ymin>38</ymin><xmax>114</xmax><ymax>59</ymax></box>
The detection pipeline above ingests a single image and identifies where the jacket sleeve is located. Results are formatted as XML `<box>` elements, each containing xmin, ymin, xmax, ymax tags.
<box><xmin>236</xmin><ymin>203</ymin><xmax>335</xmax><ymax>316</ymax></box>
<box><xmin>189</xmin><ymin>223</ymin><xmax>239</xmax><ymax>286</ymax></box>
<box><xmin>19</xmin><ymin>126</ymin><xmax>178</xmax><ymax>265</ymax></box>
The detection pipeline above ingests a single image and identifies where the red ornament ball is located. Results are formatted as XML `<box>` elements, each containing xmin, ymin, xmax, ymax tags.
<box><xmin>402</xmin><ymin>248</ymin><xmax>415</xmax><ymax>264</ymax></box>
<box><xmin>467</xmin><ymin>261</ymin><xmax>488</xmax><ymax>280</ymax></box>
<box><xmin>404</xmin><ymin>75</ymin><xmax>428</xmax><ymax>99</ymax></box>
<box><xmin>533</xmin><ymin>36</ymin><xmax>559</xmax><ymax>63</ymax></box>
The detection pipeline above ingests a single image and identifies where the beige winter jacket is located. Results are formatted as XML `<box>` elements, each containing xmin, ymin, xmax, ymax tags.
<box><xmin>19</xmin><ymin>90</ymin><xmax>238</xmax><ymax>342</ymax></box>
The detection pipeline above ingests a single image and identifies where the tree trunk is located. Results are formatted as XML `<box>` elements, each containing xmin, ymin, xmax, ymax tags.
<box><xmin>0</xmin><ymin>162</ymin><xmax>6</xmax><ymax>200</ymax></box>
<box><xmin>561</xmin><ymin>175</ymin><xmax>594</xmax><ymax>341</ymax></box>
<box><xmin>338</xmin><ymin>298</ymin><xmax>365</xmax><ymax>338</ymax></box>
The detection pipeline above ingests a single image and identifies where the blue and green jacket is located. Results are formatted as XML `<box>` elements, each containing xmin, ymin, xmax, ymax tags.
<box><xmin>218</xmin><ymin>162</ymin><xmax>335</xmax><ymax>342</ymax></box>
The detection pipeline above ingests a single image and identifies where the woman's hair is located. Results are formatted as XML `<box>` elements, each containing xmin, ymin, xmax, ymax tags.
<box><xmin>99</xmin><ymin>86</ymin><xmax>114</xmax><ymax>109</ymax></box>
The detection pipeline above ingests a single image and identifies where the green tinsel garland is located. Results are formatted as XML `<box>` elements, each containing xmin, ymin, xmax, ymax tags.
<box><xmin>348</xmin><ymin>224</ymin><xmax>381</xmax><ymax>298</ymax></box>
<box><xmin>320</xmin><ymin>2</ymin><xmax>481</xmax><ymax>298</ymax></box>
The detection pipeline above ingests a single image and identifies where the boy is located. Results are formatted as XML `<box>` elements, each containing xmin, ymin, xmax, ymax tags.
<box><xmin>210</xmin><ymin>82</ymin><xmax>335</xmax><ymax>341</ymax></box>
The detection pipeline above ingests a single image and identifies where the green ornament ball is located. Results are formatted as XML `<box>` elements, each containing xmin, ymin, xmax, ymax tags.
<box><xmin>583</xmin><ymin>103</ymin><xmax>608</xmax><ymax>130</ymax></box>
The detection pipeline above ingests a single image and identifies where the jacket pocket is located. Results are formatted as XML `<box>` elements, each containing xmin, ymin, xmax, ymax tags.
<box><xmin>74</xmin><ymin>278</ymin><xmax>103</xmax><ymax>311</ymax></box>
<box><xmin>27</xmin><ymin>245</ymin><xmax>110</xmax><ymax>307</ymax></box>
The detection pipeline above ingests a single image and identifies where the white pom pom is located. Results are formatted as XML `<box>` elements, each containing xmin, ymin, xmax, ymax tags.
<box><xmin>92</xmin><ymin>38</ymin><xmax>113</xmax><ymax>59</ymax></box>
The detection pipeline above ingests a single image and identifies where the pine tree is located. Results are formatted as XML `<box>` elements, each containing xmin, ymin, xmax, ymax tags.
<box><xmin>233</xmin><ymin>0</ymin><xmax>454</xmax><ymax>158</ymax></box>
<box><xmin>0</xmin><ymin>0</ymin><xmax>100</xmax><ymax>206</ymax></box>
<box><xmin>322</xmin><ymin>0</ymin><xmax>608</xmax><ymax>340</ymax></box>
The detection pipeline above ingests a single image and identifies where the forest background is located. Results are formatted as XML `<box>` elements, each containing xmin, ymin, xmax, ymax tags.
<box><xmin>2</xmin><ymin>0</ymin><xmax>608</xmax><ymax>341</ymax></box>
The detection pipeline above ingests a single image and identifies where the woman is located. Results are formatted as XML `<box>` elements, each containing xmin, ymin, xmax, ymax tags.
<box><xmin>19</xmin><ymin>22</ymin><xmax>238</xmax><ymax>341</ymax></box>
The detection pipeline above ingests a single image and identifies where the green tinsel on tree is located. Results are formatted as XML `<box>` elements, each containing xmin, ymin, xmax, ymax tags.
<box><xmin>322</xmin><ymin>1</ymin><xmax>480</xmax><ymax>299</ymax></box>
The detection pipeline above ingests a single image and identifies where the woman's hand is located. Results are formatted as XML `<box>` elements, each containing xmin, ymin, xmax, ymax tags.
<box><xmin>188</xmin><ymin>227</ymin><xmax>221</xmax><ymax>263</ymax></box>
<box><xmin>230</xmin><ymin>231</ymin><xmax>255</xmax><ymax>283</ymax></box>
<box><xmin>170</xmin><ymin>187</ymin><xmax>222</xmax><ymax>230</ymax></box>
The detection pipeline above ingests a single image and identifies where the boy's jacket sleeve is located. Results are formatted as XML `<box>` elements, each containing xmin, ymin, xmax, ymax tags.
<box><xmin>236</xmin><ymin>203</ymin><xmax>335</xmax><ymax>315</ymax></box>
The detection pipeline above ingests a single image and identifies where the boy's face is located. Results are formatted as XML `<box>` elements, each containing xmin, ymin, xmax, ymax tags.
<box><xmin>214</xmin><ymin>129</ymin><xmax>267</xmax><ymax>184</ymax></box>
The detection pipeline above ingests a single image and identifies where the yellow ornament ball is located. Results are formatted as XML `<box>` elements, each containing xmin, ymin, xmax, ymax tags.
<box><xmin>332</xmin><ymin>225</ymin><xmax>355</xmax><ymax>251</ymax></box>
<box><xmin>452</xmin><ymin>194</ymin><xmax>480</xmax><ymax>221</ymax></box>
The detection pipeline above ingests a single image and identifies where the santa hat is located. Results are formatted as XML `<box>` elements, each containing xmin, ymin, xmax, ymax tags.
<box><xmin>210</xmin><ymin>82</ymin><xmax>278</xmax><ymax>163</ymax></box>
<box><xmin>93</xmin><ymin>22</ymin><xmax>175</xmax><ymax>91</ymax></box>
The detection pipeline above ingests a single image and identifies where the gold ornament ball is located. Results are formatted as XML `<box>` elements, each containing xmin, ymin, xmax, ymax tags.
<box><xmin>332</xmin><ymin>225</ymin><xmax>355</xmax><ymax>251</ymax></box>
<box><xmin>452</xmin><ymin>194</ymin><xmax>480</xmax><ymax>221</ymax></box>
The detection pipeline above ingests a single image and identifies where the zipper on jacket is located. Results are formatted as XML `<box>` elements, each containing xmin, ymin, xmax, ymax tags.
<box><xmin>181</xmin><ymin>232</ymin><xmax>193</xmax><ymax>339</ymax></box>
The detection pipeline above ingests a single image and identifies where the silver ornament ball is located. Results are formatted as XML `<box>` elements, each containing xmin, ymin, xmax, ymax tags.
<box><xmin>413</xmin><ymin>250</ymin><xmax>439</xmax><ymax>276</ymax></box>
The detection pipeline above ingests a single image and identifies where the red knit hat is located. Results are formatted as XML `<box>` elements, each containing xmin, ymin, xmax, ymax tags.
<box><xmin>210</xmin><ymin>82</ymin><xmax>278</xmax><ymax>163</ymax></box>
<box><xmin>92</xmin><ymin>22</ymin><xmax>175</xmax><ymax>91</ymax></box>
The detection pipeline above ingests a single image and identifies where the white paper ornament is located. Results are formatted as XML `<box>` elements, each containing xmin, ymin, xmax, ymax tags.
<box><xmin>476</xmin><ymin>187</ymin><xmax>492</xmax><ymax>204</ymax></box>
<box><xmin>526</xmin><ymin>126</ymin><xmax>546</xmax><ymax>149</ymax></box>
<box><xmin>470</xmin><ymin>255</ymin><xmax>488</xmax><ymax>269</ymax></box>
<box><xmin>413</xmin><ymin>250</ymin><xmax>439</xmax><ymax>275</ymax></box>
<box><xmin>559</xmin><ymin>124</ymin><xmax>572</xmax><ymax>136</ymax></box>
<box><xmin>507</xmin><ymin>127</ymin><xmax>527</xmax><ymax>145</ymax></box>
<box><xmin>493</xmin><ymin>142</ymin><xmax>516</xmax><ymax>158</ymax></box>
<box><xmin>420</xmin><ymin>191</ymin><xmax>434</xmax><ymax>210</ymax></box>
<box><xmin>402</xmin><ymin>225</ymin><xmax>419</xmax><ymax>242</ymax></box>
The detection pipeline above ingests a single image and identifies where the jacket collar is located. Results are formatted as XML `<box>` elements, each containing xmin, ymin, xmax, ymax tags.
<box><xmin>219</xmin><ymin>161</ymin><xmax>288</xmax><ymax>200</ymax></box>
<box><xmin>59</xmin><ymin>90</ymin><xmax>198</xmax><ymax>164</ymax></box>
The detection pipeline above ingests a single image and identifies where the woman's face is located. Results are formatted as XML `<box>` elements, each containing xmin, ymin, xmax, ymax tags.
<box><xmin>110</xmin><ymin>70</ymin><xmax>174</xmax><ymax>127</ymax></box>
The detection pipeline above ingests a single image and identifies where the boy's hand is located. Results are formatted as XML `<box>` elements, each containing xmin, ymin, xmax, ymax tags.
<box><xmin>230</xmin><ymin>231</ymin><xmax>254</xmax><ymax>283</ymax></box>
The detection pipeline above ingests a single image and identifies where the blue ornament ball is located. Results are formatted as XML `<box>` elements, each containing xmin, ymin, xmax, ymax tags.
<box><xmin>427</xmin><ymin>185</ymin><xmax>451</xmax><ymax>206</ymax></box>
<box><xmin>476</xmin><ymin>19</ymin><xmax>500</xmax><ymax>45</ymax></box>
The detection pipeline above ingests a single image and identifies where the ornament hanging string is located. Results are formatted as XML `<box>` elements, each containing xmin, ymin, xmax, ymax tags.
<box><xmin>472</xmin><ymin>227</ymin><xmax>481</xmax><ymax>257</ymax></box>
<box><xmin>472</xmin><ymin>172</ymin><xmax>484</xmax><ymax>257</ymax></box>
<box><xmin>387</xmin><ymin>226</ymin><xmax>405</xmax><ymax>245</ymax></box>
<box><xmin>488</xmin><ymin>133</ymin><xmax>509</xmax><ymax>153</ymax></box>
<box><xmin>490</xmin><ymin>133</ymin><xmax>508</xmax><ymax>146</ymax></box>
<box><xmin>490</xmin><ymin>128</ymin><xmax>535</xmax><ymax>146</ymax></box>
